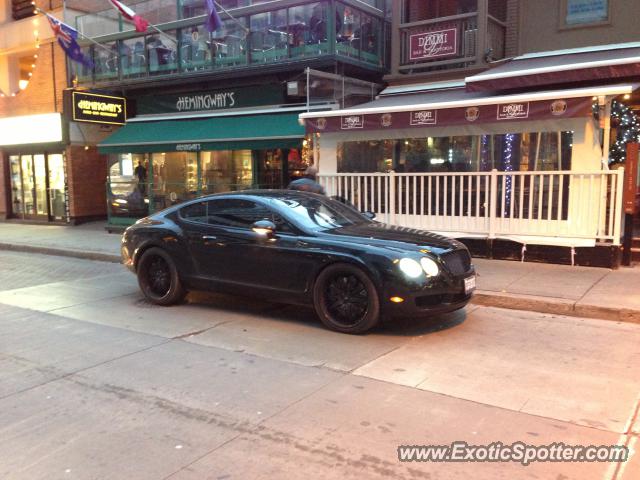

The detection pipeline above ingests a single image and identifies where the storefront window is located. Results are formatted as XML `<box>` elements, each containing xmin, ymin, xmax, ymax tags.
<box><xmin>337</xmin><ymin>132</ymin><xmax>573</xmax><ymax>173</ymax></box>
<box><xmin>201</xmin><ymin>150</ymin><xmax>253</xmax><ymax>194</ymax></box>
<box><xmin>108</xmin><ymin>153</ymin><xmax>150</xmax><ymax>219</ymax></box>
<box><xmin>9</xmin><ymin>156</ymin><xmax>24</xmax><ymax>216</ymax></box>
<box><xmin>9</xmin><ymin>153</ymin><xmax>67</xmax><ymax>220</ymax></box>
<box><xmin>150</xmin><ymin>152</ymin><xmax>198</xmax><ymax>210</ymax></box>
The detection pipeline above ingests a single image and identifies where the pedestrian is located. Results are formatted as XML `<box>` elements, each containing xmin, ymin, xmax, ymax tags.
<box><xmin>287</xmin><ymin>165</ymin><xmax>325</xmax><ymax>194</ymax></box>
<box><xmin>134</xmin><ymin>160</ymin><xmax>147</xmax><ymax>194</ymax></box>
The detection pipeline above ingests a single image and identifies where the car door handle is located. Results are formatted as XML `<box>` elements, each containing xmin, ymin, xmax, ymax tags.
<box><xmin>202</xmin><ymin>235</ymin><xmax>217</xmax><ymax>241</ymax></box>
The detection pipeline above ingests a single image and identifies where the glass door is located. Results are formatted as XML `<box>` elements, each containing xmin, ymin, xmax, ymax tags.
<box><xmin>9</xmin><ymin>156</ymin><xmax>24</xmax><ymax>217</ymax></box>
<box><xmin>20</xmin><ymin>155</ymin><xmax>36</xmax><ymax>216</ymax></box>
<box><xmin>33</xmin><ymin>154</ymin><xmax>48</xmax><ymax>217</ymax></box>
<box><xmin>47</xmin><ymin>154</ymin><xmax>66</xmax><ymax>221</ymax></box>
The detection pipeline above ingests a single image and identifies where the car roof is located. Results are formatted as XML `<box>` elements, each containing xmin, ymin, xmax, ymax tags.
<box><xmin>197</xmin><ymin>189</ymin><xmax>328</xmax><ymax>202</ymax></box>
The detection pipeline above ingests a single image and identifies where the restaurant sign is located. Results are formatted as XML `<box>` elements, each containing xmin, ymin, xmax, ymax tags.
<box><xmin>72</xmin><ymin>91</ymin><xmax>126</xmax><ymax>125</ymax></box>
<box><xmin>497</xmin><ymin>102</ymin><xmax>530</xmax><ymax>120</ymax></box>
<box><xmin>303</xmin><ymin>98</ymin><xmax>592</xmax><ymax>133</ymax></box>
<box><xmin>137</xmin><ymin>84</ymin><xmax>285</xmax><ymax>115</ymax></box>
<box><xmin>410</xmin><ymin>110</ymin><xmax>437</xmax><ymax>126</ymax></box>
<box><xmin>409</xmin><ymin>28</ymin><xmax>458</xmax><ymax>61</ymax></box>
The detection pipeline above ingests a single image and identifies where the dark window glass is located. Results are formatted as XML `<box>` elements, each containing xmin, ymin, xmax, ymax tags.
<box><xmin>180</xmin><ymin>201</ymin><xmax>208</xmax><ymax>223</ymax></box>
<box><xmin>207</xmin><ymin>199</ymin><xmax>272</xmax><ymax>228</ymax></box>
<box><xmin>273</xmin><ymin>196</ymin><xmax>370</xmax><ymax>231</ymax></box>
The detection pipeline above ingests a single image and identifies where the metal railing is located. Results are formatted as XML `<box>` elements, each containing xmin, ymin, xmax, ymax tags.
<box><xmin>319</xmin><ymin>170</ymin><xmax>625</xmax><ymax>245</ymax></box>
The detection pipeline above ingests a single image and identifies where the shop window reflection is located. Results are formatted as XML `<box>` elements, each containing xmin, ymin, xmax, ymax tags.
<box><xmin>108</xmin><ymin>153</ymin><xmax>150</xmax><ymax>218</ymax></box>
<box><xmin>151</xmin><ymin>151</ymin><xmax>198</xmax><ymax>210</ymax></box>
<box><xmin>200</xmin><ymin>150</ymin><xmax>253</xmax><ymax>194</ymax></box>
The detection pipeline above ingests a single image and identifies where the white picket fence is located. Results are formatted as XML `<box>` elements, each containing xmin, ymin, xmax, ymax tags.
<box><xmin>319</xmin><ymin>169</ymin><xmax>625</xmax><ymax>245</ymax></box>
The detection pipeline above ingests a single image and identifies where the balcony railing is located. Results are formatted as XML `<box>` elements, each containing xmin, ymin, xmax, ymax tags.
<box><xmin>396</xmin><ymin>12</ymin><xmax>506</xmax><ymax>74</ymax></box>
<box><xmin>75</xmin><ymin>0</ymin><xmax>387</xmax><ymax>85</ymax></box>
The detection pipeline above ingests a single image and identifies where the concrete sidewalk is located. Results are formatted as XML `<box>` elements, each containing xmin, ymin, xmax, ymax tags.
<box><xmin>0</xmin><ymin>221</ymin><xmax>638</xmax><ymax>323</ymax></box>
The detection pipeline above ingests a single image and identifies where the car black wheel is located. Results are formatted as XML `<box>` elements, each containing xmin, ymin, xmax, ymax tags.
<box><xmin>313</xmin><ymin>263</ymin><xmax>380</xmax><ymax>334</ymax></box>
<box><xmin>137</xmin><ymin>247</ymin><xmax>186</xmax><ymax>306</ymax></box>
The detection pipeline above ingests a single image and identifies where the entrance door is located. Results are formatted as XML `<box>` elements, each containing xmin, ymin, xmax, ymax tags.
<box><xmin>47</xmin><ymin>154</ymin><xmax>66</xmax><ymax>220</ymax></box>
<box><xmin>33</xmin><ymin>154</ymin><xmax>48</xmax><ymax>217</ymax></box>
<box><xmin>9</xmin><ymin>153</ymin><xmax>66</xmax><ymax>221</ymax></box>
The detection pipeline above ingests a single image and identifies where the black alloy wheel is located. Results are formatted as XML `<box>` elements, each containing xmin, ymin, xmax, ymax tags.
<box><xmin>137</xmin><ymin>247</ymin><xmax>186</xmax><ymax>306</ymax></box>
<box><xmin>313</xmin><ymin>263</ymin><xmax>380</xmax><ymax>334</ymax></box>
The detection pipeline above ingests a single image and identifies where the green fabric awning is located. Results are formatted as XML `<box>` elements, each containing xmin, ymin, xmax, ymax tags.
<box><xmin>98</xmin><ymin>112</ymin><xmax>305</xmax><ymax>154</ymax></box>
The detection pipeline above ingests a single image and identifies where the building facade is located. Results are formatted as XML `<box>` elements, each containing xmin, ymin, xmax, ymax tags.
<box><xmin>300</xmin><ymin>0</ymin><xmax>640</xmax><ymax>266</ymax></box>
<box><xmin>0</xmin><ymin>0</ymin><xmax>109</xmax><ymax>224</ymax></box>
<box><xmin>80</xmin><ymin>0</ymin><xmax>390</xmax><ymax>228</ymax></box>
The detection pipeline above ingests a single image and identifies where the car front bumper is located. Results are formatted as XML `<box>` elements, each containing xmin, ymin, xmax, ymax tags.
<box><xmin>381</xmin><ymin>268</ymin><xmax>475</xmax><ymax>318</ymax></box>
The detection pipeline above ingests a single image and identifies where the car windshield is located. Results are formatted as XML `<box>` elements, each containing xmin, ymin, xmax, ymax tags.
<box><xmin>273</xmin><ymin>196</ymin><xmax>370</xmax><ymax>231</ymax></box>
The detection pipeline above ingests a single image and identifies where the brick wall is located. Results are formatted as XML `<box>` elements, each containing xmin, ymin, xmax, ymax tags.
<box><xmin>505</xmin><ymin>0</ymin><xmax>520</xmax><ymax>58</ymax></box>
<box><xmin>66</xmin><ymin>145</ymin><xmax>108</xmax><ymax>221</ymax></box>
<box><xmin>0</xmin><ymin>41</ymin><xmax>66</xmax><ymax>116</ymax></box>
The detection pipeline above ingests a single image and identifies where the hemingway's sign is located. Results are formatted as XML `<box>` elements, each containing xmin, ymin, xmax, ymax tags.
<box><xmin>409</xmin><ymin>28</ymin><xmax>458</xmax><ymax>61</ymax></box>
<box><xmin>176</xmin><ymin>92</ymin><xmax>236</xmax><ymax>112</ymax></box>
<box><xmin>72</xmin><ymin>91</ymin><xmax>126</xmax><ymax>125</ymax></box>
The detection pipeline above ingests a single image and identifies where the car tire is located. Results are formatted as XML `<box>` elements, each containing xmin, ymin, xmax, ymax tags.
<box><xmin>137</xmin><ymin>247</ymin><xmax>186</xmax><ymax>306</ymax></box>
<box><xmin>313</xmin><ymin>263</ymin><xmax>380</xmax><ymax>334</ymax></box>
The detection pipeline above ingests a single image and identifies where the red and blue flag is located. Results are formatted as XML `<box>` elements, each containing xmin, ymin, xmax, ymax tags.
<box><xmin>45</xmin><ymin>12</ymin><xmax>94</xmax><ymax>68</ymax></box>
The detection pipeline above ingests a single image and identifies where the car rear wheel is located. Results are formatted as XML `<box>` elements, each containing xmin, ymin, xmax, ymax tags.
<box><xmin>137</xmin><ymin>247</ymin><xmax>186</xmax><ymax>306</ymax></box>
<box><xmin>313</xmin><ymin>263</ymin><xmax>380</xmax><ymax>334</ymax></box>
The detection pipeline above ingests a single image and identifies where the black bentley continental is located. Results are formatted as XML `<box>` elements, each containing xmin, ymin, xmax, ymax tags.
<box><xmin>121</xmin><ymin>190</ymin><xmax>476</xmax><ymax>334</ymax></box>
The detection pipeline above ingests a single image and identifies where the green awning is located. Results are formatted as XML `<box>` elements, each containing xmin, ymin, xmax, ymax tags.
<box><xmin>98</xmin><ymin>112</ymin><xmax>305</xmax><ymax>154</ymax></box>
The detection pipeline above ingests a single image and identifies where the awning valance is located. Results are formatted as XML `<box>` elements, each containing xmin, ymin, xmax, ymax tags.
<box><xmin>98</xmin><ymin>112</ymin><xmax>305</xmax><ymax>154</ymax></box>
<box><xmin>299</xmin><ymin>84</ymin><xmax>635</xmax><ymax>133</ymax></box>
<box><xmin>466</xmin><ymin>43</ymin><xmax>640</xmax><ymax>92</ymax></box>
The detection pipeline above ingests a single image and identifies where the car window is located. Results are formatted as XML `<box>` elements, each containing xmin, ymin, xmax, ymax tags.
<box><xmin>181</xmin><ymin>198</ymin><xmax>297</xmax><ymax>233</ymax></box>
<box><xmin>206</xmin><ymin>199</ymin><xmax>273</xmax><ymax>229</ymax></box>
<box><xmin>273</xmin><ymin>196</ymin><xmax>370</xmax><ymax>231</ymax></box>
<box><xmin>179</xmin><ymin>201</ymin><xmax>208</xmax><ymax>223</ymax></box>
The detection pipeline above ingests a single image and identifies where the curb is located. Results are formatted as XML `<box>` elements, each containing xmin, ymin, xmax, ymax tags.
<box><xmin>471</xmin><ymin>290</ymin><xmax>640</xmax><ymax>324</ymax></box>
<box><xmin>0</xmin><ymin>242</ymin><xmax>121</xmax><ymax>264</ymax></box>
<box><xmin>1</xmin><ymin>242</ymin><xmax>638</xmax><ymax>324</ymax></box>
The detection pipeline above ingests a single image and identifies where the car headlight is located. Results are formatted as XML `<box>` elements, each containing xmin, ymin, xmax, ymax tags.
<box><xmin>420</xmin><ymin>257</ymin><xmax>440</xmax><ymax>277</ymax></box>
<box><xmin>399</xmin><ymin>258</ymin><xmax>423</xmax><ymax>278</ymax></box>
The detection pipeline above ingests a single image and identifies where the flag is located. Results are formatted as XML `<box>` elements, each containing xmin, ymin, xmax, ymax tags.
<box><xmin>204</xmin><ymin>0</ymin><xmax>222</xmax><ymax>32</ymax></box>
<box><xmin>44</xmin><ymin>12</ymin><xmax>94</xmax><ymax>68</ymax></box>
<box><xmin>108</xmin><ymin>0</ymin><xmax>149</xmax><ymax>33</ymax></box>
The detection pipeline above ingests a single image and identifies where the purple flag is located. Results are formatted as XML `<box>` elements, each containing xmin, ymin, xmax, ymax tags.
<box><xmin>205</xmin><ymin>0</ymin><xmax>223</xmax><ymax>32</ymax></box>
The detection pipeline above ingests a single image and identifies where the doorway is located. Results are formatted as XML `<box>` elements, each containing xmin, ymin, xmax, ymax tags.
<box><xmin>9</xmin><ymin>153</ymin><xmax>67</xmax><ymax>221</ymax></box>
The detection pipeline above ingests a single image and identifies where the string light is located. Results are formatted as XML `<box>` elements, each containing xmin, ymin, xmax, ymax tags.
<box><xmin>503</xmin><ymin>133</ymin><xmax>515</xmax><ymax>216</ymax></box>
<box><xmin>610</xmin><ymin>100</ymin><xmax>640</xmax><ymax>164</ymax></box>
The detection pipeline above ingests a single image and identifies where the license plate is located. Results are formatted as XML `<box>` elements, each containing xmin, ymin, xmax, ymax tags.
<box><xmin>464</xmin><ymin>275</ymin><xmax>476</xmax><ymax>294</ymax></box>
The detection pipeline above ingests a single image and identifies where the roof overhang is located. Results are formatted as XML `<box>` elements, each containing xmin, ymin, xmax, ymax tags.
<box><xmin>466</xmin><ymin>43</ymin><xmax>640</xmax><ymax>92</ymax></box>
<box><xmin>299</xmin><ymin>84</ymin><xmax>635</xmax><ymax>133</ymax></box>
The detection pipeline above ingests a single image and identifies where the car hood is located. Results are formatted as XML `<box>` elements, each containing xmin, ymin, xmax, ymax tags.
<box><xmin>319</xmin><ymin>222</ymin><xmax>465</xmax><ymax>254</ymax></box>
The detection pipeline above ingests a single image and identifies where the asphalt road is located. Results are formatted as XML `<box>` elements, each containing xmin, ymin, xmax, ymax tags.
<box><xmin>0</xmin><ymin>251</ymin><xmax>638</xmax><ymax>480</ymax></box>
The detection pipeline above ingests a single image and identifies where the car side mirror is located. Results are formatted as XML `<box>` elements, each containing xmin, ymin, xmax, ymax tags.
<box><xmin>251</xmin><ymin>219</ymin><xmax>276</xmax><ymax>238</ymax></box>
<box><xmin>363</xmin><ymin>211</ymin><xmax>376</xmax><ymax>220</ymax></box>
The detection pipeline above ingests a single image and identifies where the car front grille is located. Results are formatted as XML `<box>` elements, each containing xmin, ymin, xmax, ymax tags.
<box><xmin>441</xmin><ymin>249</ymin><xmax>471</xmax><ymax>276</ymax></box>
